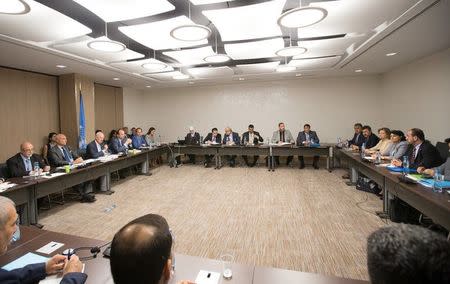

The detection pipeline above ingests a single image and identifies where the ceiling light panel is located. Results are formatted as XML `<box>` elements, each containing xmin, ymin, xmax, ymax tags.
<box><xmin>295</xmin><ymin>35</ymin><xmax>366</xmax><ymax>58</ymax></box>
<box><xmin>110</xmin><ymin>58</ymin><xmax>173</xmax><ymax>74</ymax></box>
<box><xmin>297</xmin><ymin>0</ymin><xmax>420</xmax><ymax>38</ymax></box>
<box><xmin>288</xmin><ymin>56</ymin><xmax>341</xmax><ymax>70</ymax></box>
<box><xmin>190</xmin><ymin>0</ymin><xmax>235</xmax><ymax>4</ymax></box>
<box><xmin>187</xmin><ymin>66</ymin><xmax>234</xmax><ymax>78</ymax></box>
<box><xmin>236</xmin><ymin>61</ymin><xmax>280</xmax><ymax>75</ymax></box>
<box><xmin>52</xmin><ymin>36</ymin><xmax>144</xmax><ymax>63</ymax></box>
<box><xmin>163</xmin><ymin>46</ymin><xmax>216</xmax><ymax>66</ymax></box>
<box><xmin>119</xmin><ymin>16</ymin><xmax>208</xmax><ymax>50</ymax></box>
<box><xmin>144</xmin><ymin>71</ymin><xmax>184</xmax><ymax>81</ymax></box>
<box><xmin>0</xmin><ymin>0</ymin><xmax>91</xmax><ymax>42</ymax></box>
<box><xmin>203</xmin><ymin>0</ymin><xmax>286</xmax><ymax>41</ymax></box>
<box><xmin>72</xmin><ymin>0</ymin><xmax>175</xmax><ymax>22</ymax></box>
<box><xmin>225</xmin><ymin>38</ymin><xmax>284</xmax><ymax>60</ymax></box>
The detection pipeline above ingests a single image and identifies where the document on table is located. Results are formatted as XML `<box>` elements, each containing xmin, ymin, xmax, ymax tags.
<box><xmin>2</xmin><ymin>252</ymin><xmax>49</xmax><ymax>271</ymax></box>
<box><xmin>40</xmin><ymin>172</ymin><xmax>67</xmax><ymax>179</ymax></box>
<box><xmin>0</xmin><ymin>182</ymin><xmax>17</xmax><ymax>192</ymax></box>
<box><xmin>36</xmin><ymin>241</ymin><xmax>65</xmax><ymax>254</ymax></box>
<box><xmin>195</xmin><ymin>270</ymin><xmax>220</xmax><ymax>284</ymax></box>
<box><xmin>39</xmin><ymin>264</ymin><xmax>85</xmax><ymax>284</ymax></box>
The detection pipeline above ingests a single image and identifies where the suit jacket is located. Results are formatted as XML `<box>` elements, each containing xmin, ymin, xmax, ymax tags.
<box><xmin>272</xmin><ymin>130</ymin><xmax>294</xmax><ymax>144</ymax></box>
<box><xmin>0</xmin><ymin>263</ymin><xmax>87</xmax><ymax>284</ymax></box>
<box><xmin>223</xmin><ymin>132</ymin><xmax>240</xmax><ymax>145</ymax></box>
<box><xmin>204</xmin><ymin>133</ymin><xmax>222</xmax><ymax>144</ymax></box>
<box><xmin>48</xmin><ymin>145</ymin><xmax>80</xmax><ymax>167</ymax></box>
<box><xmin>86</xmin><ymin>140</ymin><xmax>106</xmax><ymax>159</ymax></box>
<box><xmin>109</xmin><ymin>137</ymin><xmax>128</xmax><ymax>154</ymax></box>
<box><xmin>436</xmin><ymin>157</ymin><xmax>450</xmax><ymax>181</ymax></box>
<box><xmin>406</xmin><ymin>140</ymin><xmax>444</xmax><ymax>169</ymax></box>
<box><xmin>6</xmin><ymin>153</ymin><xmax>46</xmax><ymax>178</ymax></box>
<box><xmin>389</xmin><ymin>141</ymin><xmax>409</xmax><ymax>160</ymax></box>
<box><xmin>363</xmin><ymin>133</ymin><xmax>380</xmax><ymax>149</ymax></box>
<box><xmin>185</xmin><ymin>132</ymin><xmax>201</xmax><ymax>145</ymax></box>
<box><xmin>131</xmin><ymin>135</ymin><xmax>148</xmax><ymax>149</ymax></box>
<box><xmin>241</xmin><ymin>131</ymin><xmax>263</xmax><ymax>145</ymax></box>
<box><xmin>349</xmin><ymin>133</ymin><xmax>364</xmax><ymax>147</ymax></box>
<box><xmin>296</xmin><ymin>131</ymin><xmax>320</xmax><ymax>146</ymax></box>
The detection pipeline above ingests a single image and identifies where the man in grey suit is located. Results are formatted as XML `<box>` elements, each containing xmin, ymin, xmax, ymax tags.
<box><xmin>271</xmin><ymin>122</ymin><xmax>295</xmax><ymax>166</ymax></box>
<box><xmin>297</xmin><ymin>124</ymin><xmax>320</xmax><ymax>169</ymax></box>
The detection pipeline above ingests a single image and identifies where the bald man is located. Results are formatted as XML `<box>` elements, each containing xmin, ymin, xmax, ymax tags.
<box><xmin>86</xmin><ymin>131</ymin><xmax>114</xmax><ymax>195</ymax></box>
<box><xmin>110</xmin><ymin>214</ymin><xmax>193</xmax><ymax>284</ymax></box>
<box><xmin>7</xmin><ymin>142</ymin><xmax>49</xmax><ymax>178</ymax></box>
<box><xmin>0</xmin><ymin>196</ymin><xmax>87</xmax><ymax>283</ymax></box>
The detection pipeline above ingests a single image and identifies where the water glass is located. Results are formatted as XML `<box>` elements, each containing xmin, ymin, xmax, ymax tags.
<box><xmin>221</xmin><ymin>254</ymin><xmax>234</xmax><ymax>280</ymax></box>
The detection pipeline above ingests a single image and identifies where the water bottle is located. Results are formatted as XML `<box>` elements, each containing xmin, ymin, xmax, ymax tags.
<box><xmin>157</xmin><ymin>135</ymin><xmax>161</xmax><ymax>146</ymax></box>
<box><xmin>433</xmin><ymin>169</ymin><xmax>443</xmax><ymax>193</ymax></box>
<box><xmin>199</xmin><ymin>136</ymin><xmax>203</xmax><ymax>145</ymax></box>
<box><xmin>169</xmin><ymin>229</ymin><xmax>176</xmax><ymax>272</ymax></box>
<box><xmin>33</xmin><ymin>162</ymin><xmax>40</xmax><ymax>177</ymax></box>
<box><xmin>360</xmin><ymin>143</ymin><xmax>366</xmax><ymax>159</ymax></box>
<box><xmin>266</xmin><ymin>137</ymin><xmax>270</xmax><ymax>145</ymax></box>
<box><xmin>402</xmin><ymin>156</ymin><xmax>409</xmax><ymax>175</ymax></box>
<box><xmin>337</xmin><ymin>137</ymin><xmax>342</xmax><ymax>147</ymax></box>
<box><xmin>375</xmin><ymin>151</ymin><xmax>381</xmax><ymax>164</ymax></box>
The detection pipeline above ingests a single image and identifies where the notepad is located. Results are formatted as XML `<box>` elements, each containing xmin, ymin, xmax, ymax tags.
<box><xmin>2</xmin><ymin>252</ymin><xmax>49</xmax><ymax>271</ymax></box>
<box><xmin>195</xmin><ymin>270</ymin><xmax>220</xmax><ymax>284</ymax></box>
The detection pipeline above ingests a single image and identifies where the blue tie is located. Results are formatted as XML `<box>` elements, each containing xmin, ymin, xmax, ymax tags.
<box><xmin>25</xmin><ymin>158</ymin><xmax>32</xmax><ymax>171</ymax></box>
<box><xmin>62</xmin><ymin>147</ymin><xmax>72</xmax><ymax>162</ymax></box>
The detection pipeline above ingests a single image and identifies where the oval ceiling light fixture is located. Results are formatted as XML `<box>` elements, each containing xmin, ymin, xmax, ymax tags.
<box><xmin>142</xmin><ymin>62</ymin><xmax>168</xmax><ymax>72</ymax></box>
<box><xmin>276</xmin><ymin>46</ymin><xmax>307</xmax><ymax>57</ymax></box>
<box><xmin>276</xmin><ymin>65</ymin><xmax>296</xmax><ymax>72</ymax></box>
<box><xmin>173</xmin><ymin>73</ymin><xmax>190</xmax><ymax>80</ymax></box>
<box><xmin>170</xmin><ymin>1</ymin><xmax>211</xmax><ymax>42</ymax></box>
<box><xmin>203</xmin><ymin>32</ymin><xmax>230</xmax><ymax>63</ymax></box>
<box><xmin>0</xmin><ymin>0</ymin><xmax>31</xmax><ymax>15</ymax></box>
<box><xmin>88</xmin><ymin>39</ymin><xmax>126</xmax><ymax>52</ymax></box>
<box><xmin>277</xmin><ymin>0</ymin><xmax>327</xmax><ymax>29</ymax></box>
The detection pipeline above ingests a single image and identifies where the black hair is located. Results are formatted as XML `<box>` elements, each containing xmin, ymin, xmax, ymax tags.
<box><xmin>391</xmin><ymin>130</ymin><xmax>406</xmax><ymax>141</ymax></box>
<box><xmin>47</xmin><ymin>132</ymin><xmax>57</xmax><ymax>144</ymax></box>
<box><xmin>410</xmin><ymin>128</ymin><xmax>425</xmax><ymax>141</ymax></box>
<box><xmin>362</xmin><ymin>125</ymin><xmax>372</xmax><ymax>132</ymax></box>
<box><xmin>147</xmin><ymin>127</ymin><xmax>156</xmax><ymax>135</ymax></box>
<box><xmin>367</xmin><ymin>224</ymin><xmax>450</xmax><ymax>284</ymax></box>
<box><xmin>108</xmin><ymin>130</ymin><xmax>117</xmax><ymax>141</ymax></box>
<box><xmin>278</xmin><ymin>122</ymin><xmax>284</xmax><ymax>127</ymax></box>
<box><xmin>248</xmin><ymin>124</ymin><xmax>254</xmax><ymax>129</ymax></box>
<box><xmin>110</xmin><ymin>214</ymin><xmax>172</xmax><ymax>284</ymax></box>
<box><xmin>304</xmin><ymin>124</ymin><xmax>311</xmax><ymax>128</ymax></box>
<box><xmin>354</xmin><ymin>123</ymin><xmax>363</xmax><ymax>128</ymax></box>
<box><xmin>212</xmin><ymin>128</ymin><xmax>218</xmax><ymax>132</ymax></box>
<box><xmin>95</xmin><ymin>129</ymin><xmax>102</xmax><ymax>134</ymax></box>
<box><xmin>445</xmin><ymin>138</ymin><xmax>450</xmax><ymax>144</ymax></box>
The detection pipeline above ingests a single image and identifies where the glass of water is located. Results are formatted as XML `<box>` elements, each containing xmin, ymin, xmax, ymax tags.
<box><xmin>433</xmin><ymin>173</ymin><xmax>445</xmax><ymax>193</ymax></box>
<box><xmin>220</xmin><ymin>254</ymin><xmax>234</xmax><ymax>280</ymax></box>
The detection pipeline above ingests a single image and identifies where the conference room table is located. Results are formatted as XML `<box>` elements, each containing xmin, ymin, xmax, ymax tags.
<box><xmin>0</xmin><ymin>226</ymin><xmax>368</xmax><ymax>284</ymax></box>
<box><xmin>336</xmin><ymin>148</ymin><xmax>450</xmax><ymax>231</ymax></box>
<box><xmin>170</xmin><ymin>143</ymin><xmax>335</xmax><ymax>172</ymax></box>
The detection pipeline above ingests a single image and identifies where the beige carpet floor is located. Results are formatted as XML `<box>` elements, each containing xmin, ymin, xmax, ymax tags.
<box><xmin>39</xmin><ymin>164</ymin><xmax>387</xmax><ymax>280</ymax></box>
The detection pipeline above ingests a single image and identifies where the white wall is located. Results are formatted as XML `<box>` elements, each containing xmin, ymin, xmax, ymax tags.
<box><xmin>124</xmin><ymin>76</ymin><xmax>383</xmax><ymax>143</ymax></box>
<box><xmin>381</xmin><ymin>48</ymin><xmax>450</xmax><ymax>143</ymax></box>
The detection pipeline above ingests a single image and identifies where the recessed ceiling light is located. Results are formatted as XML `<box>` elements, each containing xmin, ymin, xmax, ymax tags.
<box><xmin>170</xmin><ymin>24</ymin><xmax>211</xmax><ymax>42</ymax></box>
<box><xmin>275</xmin><ymin>46</ymin><xmax>307</xmax><ymax>57</ymax></box>
<box><xmin>277</xmin><ymin>65</ymin><xmax>296</xmax><ymax>73</ymax></box>
<box><xmin>355</xmin><ymin>69</ymin><xmax>363</xmax><ymax>73</ymax></box>
<box><xmin>173</xmin><ymin>74</ymin><xmax>190</xmax><ymax>80</ymax></box>
<box><xmin>56</xmin><ymin>65</ymin><xmax>67</xmax><ymax>69</ymax></box>
<box><xmin>386</xmin><ymin>52</ymin><xmax>397</xmax><ymax>57</ymax></box>
<box><xmin>277</xmin><ymin>7</ymin><xmax>327</xmax><ymax>28</ymax></box>
<box><xmin>146</xmin><ymin>85</ymin><xmax>151</xmax><ymax>88</ymax></box>
<box><xmin>142</xmin><ymin>62</ymin><xmax>168</xmax><ymax>72</ymax></box>
<box><xmin>295</xmin><ymin>73</ymin><xmax>302</xmax><ymax>77</ymax></box>
<box><xmin>238</xmin><ymin>77</ymin><xmax>245</xmax><ymax>81</ymax></box>
<box><xmin>189</xmin><ymin>81</ymin><xmax>195</xmax><ymax>85</ymax></box>
<box><xmin>203</xmin><ymin>54</ymin><xmax>230</xmax><ymax>63</ymax></box>
<box><xmin>113</xmin><ymin>77</ymin><xmax>120</xmax><ymax>80</ymax></box>
<box><xmin>87</xmin><ymin>39</ymin><xmax>126</xmax><ymax>52</ymax></box>
<box><xmin>0</xmin><ymin>0</ymin><xmax>31</xmax><ymax>15</ymax></box>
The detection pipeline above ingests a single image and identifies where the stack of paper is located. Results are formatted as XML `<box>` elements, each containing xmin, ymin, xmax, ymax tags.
<box><xmin>0</xmin><ymin>182</ymin><xmax>17</xmax><ymax>192</ymax></box>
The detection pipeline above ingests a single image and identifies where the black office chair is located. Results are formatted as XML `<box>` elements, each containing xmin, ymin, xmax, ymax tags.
<box><xmin>0</xmin><ymin>163</ymin><xmax>9</xmax><ymax>180</ymax></box>
<box><xmin>435</xmin><ymin>141</ymin><xmax>449</xmax><ymax>161</ymax></box>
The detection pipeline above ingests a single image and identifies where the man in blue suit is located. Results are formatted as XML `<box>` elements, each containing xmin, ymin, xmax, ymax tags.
<box><xmin>296</xmin><ymin>124</ymin><xmax>320</xmax><ymax>169</ymax></box>
<box><xmin>0</xmin><ymin>196</ymin><xmax>87</xmax><ymax>284</ymax></box>
<box><xmin>86</xmin><ymin>131</ymin><xmax>114</xmax><ymax>195</ymax></box>
<box><xmin>223</xmin><ymin>127</ymin><xmax>240</xmax><ymax>167</ymax></box>
<box><xmin>109</xmin><ymin>129</ymin><xmax>132</xmax><ymax>154</ymax></box>
<box><xmin>131</xmin><ymin>128</ymin><xmax>148</xmax><ymax>149</ymax></box>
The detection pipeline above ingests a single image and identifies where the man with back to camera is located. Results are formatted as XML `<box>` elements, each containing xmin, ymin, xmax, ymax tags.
<box><xmin>296</xmin><ymin>124</ymin><xmax>320</xmax><ymax>169</ymax></box>
<box><xmin>0</xmin><ymin>196</ymin><xmax>87</xmax><ymax>283</ymax></box>
<box><xmin>109</xmin><ymin>214</ymin><xmax>193</xmax><ymax>284</ymax></box>
<box><xmin>203</xmin><ymin>127</ymin><xmax>221</xmax><ymax>168</ymax></box>
<box><xmin>241</xmin><ymin>124</ymin><xmax>263</xmax><ymax>167</ymax></box>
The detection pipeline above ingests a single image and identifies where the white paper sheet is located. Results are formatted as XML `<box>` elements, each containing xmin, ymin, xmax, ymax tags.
<box><xmin>36</xmin><ymin>242</ymin><xmax>65</xmax><ymax>254</ymax></box>
<box><xmin>195</xmin><ymin>270</ymin><xmax>221</xmax><ymax>284</ymax></box>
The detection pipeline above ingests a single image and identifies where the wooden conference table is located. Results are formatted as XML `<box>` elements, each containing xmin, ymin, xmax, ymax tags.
<box><xmin>170</xmin><ymin>143</ymin><xmax>335</xmax><ymax>172</ymax></box>
<box><xmin>0</xmin><ymin>226</ymin><xmax>368</xmax><ymax>284</ymax></box>
<box><xmin>336</xmin><ymin>148</ymin><xmax>450</xmax><ymax>231</ymax></box>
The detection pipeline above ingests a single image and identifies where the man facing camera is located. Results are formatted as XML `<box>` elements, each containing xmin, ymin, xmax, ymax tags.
<box><xmin>7</xmin><ymin>142</ymin><xmax>50</xmax><ymax>178</ymax></box>
<box><xmin>0</xmin><ymin>196</ymin><xmax>87</xmax><ymax>283</ymax></box>
<box><xmin>296</xmin><ymin>124</ymin><xmax>320</xmax><ymax>169</ymax></box>
<box><xmin>86</xmin><ymin>131</ymin><xmax>114</xmax><ymax>195</ymax></box>
<box><xmin>203</xmin><ymin>128</ymin><xmax>221</xmax><ymax>168</ymax></box>
<box><xmin>222</xmin><ymin>127</ymin><xmax>240</xmax><ymax>167</ymax></box>
<box><xmin>110</xmin><ymin>214</ymin><xmax>193</xmax><ymax>284</ymax></box>
<box><xmin>271</xmin><ymin>122</ymin><xmax>295</xmax><ymax>166</ymax></box>
<box><xmin>241</xmin><ymin>124</ymin><xmax>263</xmax><ymax>167</ymax></box>
<box><xmin>109</xmin><ymin>129</ymin><xmax>132</xmax><ymax>154</ymax></box>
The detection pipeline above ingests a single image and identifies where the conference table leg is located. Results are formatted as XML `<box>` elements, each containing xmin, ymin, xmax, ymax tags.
<box><xmin>350</xmin><ymin>167</ymin><xmax>358</xmax><ymax>184</ymax></box>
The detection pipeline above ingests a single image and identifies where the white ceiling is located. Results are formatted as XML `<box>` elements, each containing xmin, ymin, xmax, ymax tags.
<box><xmin>0</xmin><ymin>0</ymin><xmax>448</xmax><ymax>89</ymax></box>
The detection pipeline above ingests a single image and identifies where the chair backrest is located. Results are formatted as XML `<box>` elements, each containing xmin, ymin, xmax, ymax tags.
<box><xmin>435</xmin><ymin>141</ymin><xmax>450</xmax><ymax>160</ymax></box>
<box><xmin>0</xmin><ymin>163</ymin><xmax>10</xmax><ymax>179</ymax></box>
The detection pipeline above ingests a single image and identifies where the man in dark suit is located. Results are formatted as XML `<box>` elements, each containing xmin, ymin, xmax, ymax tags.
<box><xmin>109</xmin><ymin>129</ymin><xmax>132</xmax><ymax>154</ymax></box>
<box><xmin>223</xmin><ymin>127</ymin><xmax>240</xmax><ymax>167</ymax></box>
<box><xmin>0</xmin><ymin>196</ymin><xmax>87</xmax><ymax>284</ymax></box>
<box><xmin>7</xmin><ymin>142</ymin><xmax>50</xmax><ymax>178</ymax></box>
<box><xmin>241</xmin><ymin>124</ymin><xmax>263</xmax><ymax>167</ymax></box>
<box><xmin>393</xmin><ymin>128</ymin><xmax>444</xmax><ymax>169</ymax></box>
<box><xmin>361</xmin><ymin>125</ymin><xmax>380</xmax><ymax>149</ymax></box>
<box><xmin>48</xmin><ymin>134</ymin><xmax>95</xmax><ymax>203</ymax></box>
<box><xmin>86</xmin><ymin>131</ymin><xmax>114</xmax><ymax>195</ymax></box>
<box><xmin>203</xmin><ymin>127</ymin><xmax>221</xmax><ymax>168</ymax></box>
<box><xmin>184</xmin><ymin>126</ymin><xmax>201</xmax><ymax>164</ymax></box>
<box><xmin>296</xmin><ymin>124</ymin><xmax>320</xmax><ymax>169</ymax></box>
<box><xmin>349</xmin><ymin>123</ymin><xmax>364</xmax><ymax>149</ymax></box>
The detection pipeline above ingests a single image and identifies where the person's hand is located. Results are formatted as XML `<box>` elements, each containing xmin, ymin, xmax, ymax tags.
<box><xmin>416</xmin><ymin>166</ymin><xmax>425</xmax><ymax>174</ymax></box>
<box><xmin>423</xmin><ymin>169</ymin><xmax>435</xmax><ymax>176</ymax></box>
<box><xmin>177</xmin><ymin>281</ymin><xmax>195</xmax><ymax>284</ymax></box>
<box><xmin>103</xmin><ymin>144</ymin><xmax>108</xmax><ymax>151</ymax></box>
<box><xmin>46</xmin><ymin>254</ymin><xmax>66</xmax><ymax>275</ymax></box>
<box><xmin>364</xmin><ymin>149</ymin><xmax>371</xmax><ymax>154</ymax></box>
<box><xmin>43</xmin><ymin>166</ymin><xmax>50</xmax><ymax>172</ymax></box>
<box><xmin>73</xmin><ymin>157</ymin><xmax>83</xmax><ymax>164</ymax></box>
<box><xmin>392</xmin><ymin>159</ymin><xmax>402</xmax><ymax>167</ymax></box>
<box><xmin>63</xmin><ymin>254</ymin><xmax>83</xmax><ymax>275</ymax></box>
<box><xmin>126</xmin><ymin>138</ymin><xmax>132</xmax><ymax>145</ymax></box>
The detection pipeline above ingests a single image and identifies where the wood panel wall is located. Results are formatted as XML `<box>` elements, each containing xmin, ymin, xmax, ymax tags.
<box><xmin>0</xmin><ymin>67</ymin><xmax>59</xmax><ymax>162</ymax></box>
<box><xmin>94</xmin><ymin>84</ymin><xmax>124</xmax><ymax>135</ymax></box>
